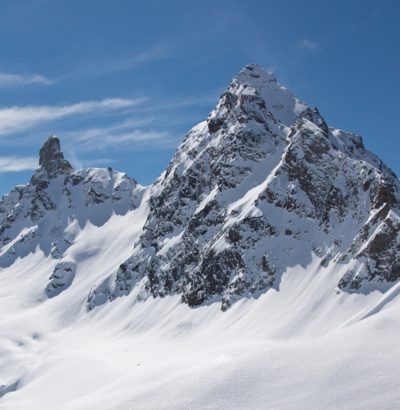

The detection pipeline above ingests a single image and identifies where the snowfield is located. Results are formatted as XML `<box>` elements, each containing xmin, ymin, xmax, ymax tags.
<box><xmin>1</xmin><ymin>238</ymin><xmax>400</xmax><ymax>409</ymax></box>
<box><xmin>1</xmin><ymin>64</ymin><xmax>400</xmax><ymax>409</ymax></box>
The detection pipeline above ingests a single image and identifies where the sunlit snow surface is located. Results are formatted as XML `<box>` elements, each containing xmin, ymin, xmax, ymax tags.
<box><xmin>0</xmin><ymin>210</ymin><xmax>399</xmax><ymax>409</ymax></box>
<box><xmin>1</xmin><ymin>64</ymin><xmax>400</xmax><ymax>409</ymax></box>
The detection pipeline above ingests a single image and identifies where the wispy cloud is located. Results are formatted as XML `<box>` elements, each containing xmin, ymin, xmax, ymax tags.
<box><xmin>299</xmin><ymin>39</ymin><xmax>319</xmax><ymax>51</ymax></box>
<box><xmin>105</xmin><ymin>45</ymin><xmax>169</xmax><ymax>72</ymax></box>
<box><xmin>64</xmin><ymin>126</ymin><xmax>174</xmax><ymax>171</ymax></box>
<box><xmin>76</xmin><ymin>44</ymin><xmax>171</xmax><ymax>77</ymax></box>
<box><xmin>0</xmin><ymin>156</ymin><xmax>37</xmax><ymax>172</ymax></box>
<box><xmin>0</xmin><ymin>72</ymin><xmax>53</xmax><ymax>87</ymax></box>
<box><xmin>0</xmin><ymin>98</ymin><xmax>143</xmax><ymax>136</ymax></box>
<box><xmin>68</xmin><ymin>127</ymin><xmax>173</xmax><ymax>151</ymax></box>
<box><xmin>147</xmin><ymin>94</ymin><xmax>218</xmax><ymax>111</ymax></box>
<box><xmin>59</xmin><ymin>92</ymin><xmax>217</xmax><ymax>152</ymax></box>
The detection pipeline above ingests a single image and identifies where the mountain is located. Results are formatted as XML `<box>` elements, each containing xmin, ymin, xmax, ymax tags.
<box><xmin>1</xmin><ymin>64</ymin><xmax>400</xmax><ymax>410</ymax></box>
<box><xmin>87</xmin><ymin>63</ymin><xmax>400</xmax><ymax>310</ymax></box>
<box><xmin>0</xmin><ymin>136</ymin><xmax>144</xmax><ymax>295</ymax></box>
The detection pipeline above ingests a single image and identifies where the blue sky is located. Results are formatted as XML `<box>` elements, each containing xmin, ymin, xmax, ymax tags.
<box><xmin>0</xmin><ymin>0</ymin><xmax>399</xmax><ymax>195</ymax></box>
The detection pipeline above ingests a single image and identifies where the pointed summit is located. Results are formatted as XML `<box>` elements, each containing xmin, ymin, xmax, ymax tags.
<box><xmin>38</xmin><ymin>136</ymin><xmax>73</xmax><ymax>177</ymax></box>
<box><xmin>207</xmin><ymin>64</ymin><xmax>308</xmax><ymax>134</ymax></box>
<box><xmin>236</xmin><ymin>63</ymin><xmax>277</xmax><ymax>84</ymax></box>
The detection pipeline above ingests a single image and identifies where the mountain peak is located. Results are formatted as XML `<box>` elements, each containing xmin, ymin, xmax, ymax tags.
<box><xmin>208</xmin><ymin>63</ymin><xmax>308</xmax><ymax>129</ymax></box>
<box><xmin>236</xmin><ymin>63</ymin><xmax>277</xmax><ymax>84</ymax></box>
<box><xmin>38</xmin><ymin>135</ymin><xmax>73</xmax><ymax>177</ymax></box>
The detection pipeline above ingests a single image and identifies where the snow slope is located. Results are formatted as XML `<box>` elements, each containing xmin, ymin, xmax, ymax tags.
<box><xmin>1</xmin><ymin>64</ymin><xmax>399</xmax><ymax>409</ymax></box>
<box><xmin>1</xmin><ymin>250</ymin><xmax>400</xmax><ymax>409</ymax></box>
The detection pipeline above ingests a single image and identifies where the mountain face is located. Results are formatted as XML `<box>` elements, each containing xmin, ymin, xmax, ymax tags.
<box><xmin>1</xmin><ymin>64</ymin><xmax>399</xmax><ymax>312</ymax></box>
<box><xmin>2</xmin><ymin>64</ymin><xmax>400</xmax><ymax>410</ymax></box>
<box><xmin>0</xmin><ymin>136</ymin><xmax>143</xmax><ymax>295</ymax></box>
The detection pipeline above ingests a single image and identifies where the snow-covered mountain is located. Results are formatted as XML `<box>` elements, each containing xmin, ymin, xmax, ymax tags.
<box><xmin>1</xmin><ymin>64</ymin><xmax>400</xmax><ymax>409</ymax></box>
<box><xmin>87</xmin><ymin>63</ymin><xmax>400</xmax><ymax>310</ymax></box>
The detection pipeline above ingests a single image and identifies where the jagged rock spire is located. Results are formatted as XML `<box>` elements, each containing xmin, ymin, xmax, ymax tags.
<box><xmin>38</xmin><ymin>136</ymin><xmax>73</xmax><ymax>177</ymax></box>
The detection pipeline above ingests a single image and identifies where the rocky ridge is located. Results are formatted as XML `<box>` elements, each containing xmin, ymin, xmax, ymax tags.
<box><xmin>1</xmin><ymin>65</ymin><xmax>399</xmax><ymax>310</ymax></box>
<box><xmin>0</xmin><ymin>136</ymin><xmax>142</xmax><ymax>293</ymax></box>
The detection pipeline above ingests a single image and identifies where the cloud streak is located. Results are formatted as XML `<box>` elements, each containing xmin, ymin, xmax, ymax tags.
<box><xmin>75</xmin><ymin>44</ymin><xmax>171</xmax><ymax>78</ymax></box>
<box><xmin>299</xmin><ymin>39</ymin><xmax>319</xmax><ymax>51</ymax></box>
<box><xmin>104</xmin><ymin>45</ymin><xmax>169</xmax><ymax>73</ymax></box>
<box><xmin>81</xmin><ymin>130</ymin><xmax>172</xmax><ymax>148</ymax></box>
<box><xmin>0</xmin><ymin>72</ymin><xmax>53</xmax><ymax>86</ymax></box>
<box><xmin>0</xmin><ymin>156</ymin><xmax>37</xmax><ymax>172</ymax></box>
<box><xmin>67</xmin><ymin>126</ymin><xmax>173</xmax><ymax>151</ymax></box>
<box><xmin>0</xmin><ymin>98</ymin><xmax>143</xmax><ymax>136</ymax></box>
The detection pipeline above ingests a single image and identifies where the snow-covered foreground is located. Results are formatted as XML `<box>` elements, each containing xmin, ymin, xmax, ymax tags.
<box><xmin>1</xmin><ymin>64</ymin><xmax>400</xmax><ymax>409</ymax></box>
<box><xmin>1</xmin><ymin>208</ymin><xmax>399</xmax><ymax>409</ymax></box>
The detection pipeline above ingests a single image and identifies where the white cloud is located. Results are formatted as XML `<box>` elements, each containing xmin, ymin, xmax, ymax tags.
<box><xmin>58</xmin><ymin>112</ymin><xmax>174</xmax><ymax>152</ymax></box>
<box><xmin>63</xmin><ymin>126</ymin><xmax>173</xmax><ymax>172</ymax></box>
<box><xmin>74</xmin><ymin>129</ymin><xmax>173</xmax><ymax>151</ymax></box>
<box><xmin>78</xmin><ymin>44</ymin><xmax>170</xmax><ymax>77</ymax></box>
<box><xmin>0</xmin><ymin>72</ymin><xmax>53</xmax><ymax>86</ymax></box>
<box><xmin>110</xmin><ymin>45</ymin><xmax>169</xmax><ymax>71</ymax></box>
<box><xmin>299</xmin><ymin>39</ymin><xmax>319</xmax><ymax>50</ymax></box>
<box><xmin>0</xmin><ymin>156</ymin><xmax>37</xmax><ymax>172</ymax></box>
<box><xmin>0</xmin><ymin>98</ymin><xmax>143</xmax><ymax>136</ymax></box>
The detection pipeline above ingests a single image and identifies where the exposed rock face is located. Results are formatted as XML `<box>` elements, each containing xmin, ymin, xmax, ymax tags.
<box><xmin>338</xmin><ymin>208</ymin><xmax>400</xmax><ymax>291</ymax></box>
<box><xmin>38</xmin><ymin>136</ymin><xmax>73</xmax><ymax>177</ymax></box>
<box><xmin>0</xmin><ymin>137</ymin><xmax>143</xmax><ymax>284</ymax></box>
<box><xmin>86</xmin><ymin>64</ymin><xmax>400</xmax><ymax>310</ymax></box>
<box><xmin>1</xmin><ymin>64</ymin><xmax>399</xmax><ymax>310</ymax></box>
<box><xmin>46</xmin><ymin>261</ymin><xmax>76</xmax><ymax>297</ymax></box>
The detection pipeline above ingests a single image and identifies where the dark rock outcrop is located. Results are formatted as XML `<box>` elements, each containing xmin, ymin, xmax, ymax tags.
<box><xmin>38</xmin><ymin>136</ymin><xmax>73</xmax><ymax>177</ymax></box>
<box><xmin>87</xmin><ymin>64</ymin><xmax>400</xmax><ymax>310</ymax></box>
<box><xmin>1</xmin><ymin>65</ymin><xmax>399</xmax><ymax>311</ymax></box>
